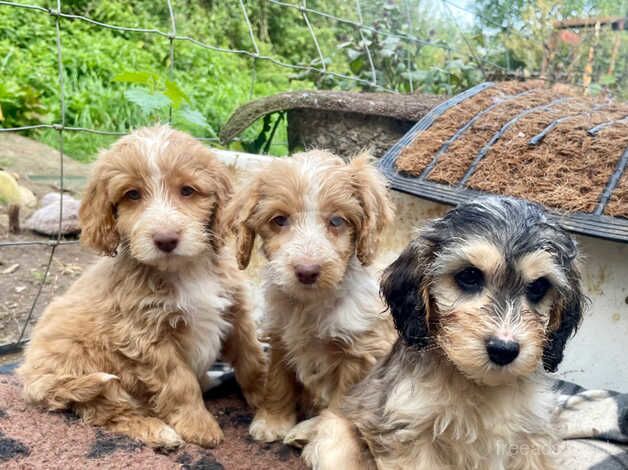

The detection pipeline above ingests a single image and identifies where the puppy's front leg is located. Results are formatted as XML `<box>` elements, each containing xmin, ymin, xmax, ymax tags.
<box><xmin>152</xmin><ymin>350</ymin><xmax>223</xmax><ymax>448</ymax></box>
<box><xmin>249</xmin><ymin>337</ymin><xmax>299</xmax><ymax>442</ymax></box>
<box><xmin>221</xmin><ymin>292</ymin><xmax>267</xmax><ymax>409</ymax></box>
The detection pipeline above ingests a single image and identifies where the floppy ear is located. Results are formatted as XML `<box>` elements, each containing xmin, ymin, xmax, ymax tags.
<box><xmin>79</xmin><ymin>160</ymin><xmax>119</xmax><ymax>256</ymax></box>
<box><xmin>543</xmin><ymin>259</ymin><xmax>586</xmax><ymax>372</ymax></box>
<box><xmin>205</xmin><ymin>160</ymin><xmax>234</xmax><ymax>251</ymax></box>
<box><xmin>381</xmin><ymin>241</ymin><xmax>433</xmax><ymax>349</ymax></box>
<box><xmin>223</xmin><ymin>178</ymin><xmax>259</xmax><ymax>270</ymax></box>
<box><xmin>349</xmin><ymin>153</ymin><xmax>395</xmax><ymax>265</ymax></box>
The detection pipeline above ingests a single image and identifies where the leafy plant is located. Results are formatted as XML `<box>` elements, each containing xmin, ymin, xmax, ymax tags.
<box><xmin>113</xmin><ymin>71</ymin><xmax>215</xmax><ymax>135</ymax></box>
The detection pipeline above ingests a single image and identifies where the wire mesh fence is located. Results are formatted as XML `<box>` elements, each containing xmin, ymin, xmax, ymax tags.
<box><xmin>0</xmin><ymin>0</ymin><xmax>626</xmax><ymax>353</ymax></box>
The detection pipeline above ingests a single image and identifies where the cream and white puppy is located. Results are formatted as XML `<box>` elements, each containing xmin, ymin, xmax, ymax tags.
<box><xmin>225</xmin><ymin>150</ymin><xmax>396</xmax><ymax>443</ymax></box>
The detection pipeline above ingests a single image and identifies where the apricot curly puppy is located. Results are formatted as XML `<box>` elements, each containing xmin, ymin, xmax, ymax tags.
<box><xmin>18</xmin><ymin>125</ymin><xmax>266</xmax><ymax>448</ymax></box>
<box><xmin>225</xmin><ymin>150</ymin><xmax>396</xmax><ymax>443</ymax></box>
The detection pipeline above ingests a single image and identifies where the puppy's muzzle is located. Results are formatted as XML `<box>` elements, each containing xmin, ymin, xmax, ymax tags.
<box><xmin>153</xmin><ymin>231</ymin><xmax>180</xmax><ymax>253</ymax></box>
<box><xmin>486</xmin><ymin>337</ymin><xmax>520</xmax><ymax>366</ymax></box>
<box><xmin>294</xmin><ymin>264</ymin><xmax>321</xmax><ymax>285</ymax></box>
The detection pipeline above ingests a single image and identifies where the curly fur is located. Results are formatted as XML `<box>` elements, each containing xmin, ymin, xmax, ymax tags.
<box><xmin>224</xmin><ymin>150</ymin><xmax>396</xmax><ymax>443</ymax></box>
<box><xmin>301</xmin><ymin>196</ymin><xmax>587</xmax><ymax>469</ymax></box>
<box><xmin>18</xmin><ymin>126</ymin><xmax>266</xmax><ymax>448</ymax></box>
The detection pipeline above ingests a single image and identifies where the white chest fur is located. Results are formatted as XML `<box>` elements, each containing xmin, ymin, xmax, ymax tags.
<box><xmin>165</xmin><ymin>266</ymin><xmax>233</xmax><ymax>378</ymax></box>
<box><xmin>266</xmin><ymin>260</ymin><xmax>384</xmax><ymax>404</ymax></box>
<box><xmin>377</xmin><ymin>367</ymin><xmax>556</xmax><ymax>470</ymax></box>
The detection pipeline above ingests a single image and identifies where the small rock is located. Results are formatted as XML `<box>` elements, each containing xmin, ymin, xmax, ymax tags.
<box><xmin>24</xmin><ymin>192</ymin><xmax>81</xmax><ymax>236</ymax></box>
<box><xmin>2</xmin><ymin>263</ymin><xmax>19</xmax><ymax>274</ymax></box>
<box><xmin>15</xmin><ymin>286</ymin><xmax>26</xmax><ymax>293</ymax></box>
<box><xmin>40</xmin><ymin>192</ymin><xmax>77</xmax><ymax>207</ymax></box>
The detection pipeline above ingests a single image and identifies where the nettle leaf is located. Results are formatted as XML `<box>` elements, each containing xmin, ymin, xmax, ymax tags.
<box><xmin>124</xmin><ymin>87</ymin><xmax>170</xmax><ymax>115</ymax></box>
<box><xmin>178</xmin><ymin>106</ymin><xmax>215</xmax><ymax>135</ymax></box>
<box><xmin>349</xmin><ymin>56</ymin><xmax>366</xmax><ymax>74</ymax></box>
<box><xmin>346</xmin><ymin>48</ymin><xmax>362</xmax><ymax>61</ymax></box>
<box><xmin>113</xmin><ymin>71</ymin><xmax>159</xmax><ymax>85</ymax></box>
<box><xmin>588</xmin><ymin>83</ymin><xmax>603</xmax><ymax>96</ymax></box>
<box><xmin>164</xmin><ymin>80</ymin><xmax>189</xmax><ymax>109</ymax></box>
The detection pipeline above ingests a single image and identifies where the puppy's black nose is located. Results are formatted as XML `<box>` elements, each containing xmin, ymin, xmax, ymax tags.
<box><xmin>486</xmin><ymin>337</ymin><xmax>520</xmax><ymax>366</ymax></box>
<box><xmin>295</xmin><ymin>264</ymin><xmax>321</xmax><ymax>285</ymax></box>
<box><xmin>153</xmin><ymin>232</ymin><xmax>179</xmax><ymax>253</ymax></box>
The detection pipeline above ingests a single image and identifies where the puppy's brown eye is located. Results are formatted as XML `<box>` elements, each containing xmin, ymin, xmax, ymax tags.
<box><xmin>527</xmin><ymin>277</ymin><xmax>551</xmax><ymax>303</ymax></box>
<box><xmin>125</xmin><ymin>189</ymin><xmax>141</xmax><ymax>201</ymax></box>
<box><xmin>329</xmin><ymin>216</ymin><xmax>345</xmax><ymax>228</ymax></box>
<box><xmin>180</xmin><ymin>186</ymin><xmax>195</xmax><ymax>197</ymax></box>
<box><xmin>454</xmin><ymin>267</ymin><xmax>484</xmax><ymax>293</ymax></box>
<box><xmin>272</xmin><ymin>215</ymin><xmax>289</xmax><ymax>227</ymax></box>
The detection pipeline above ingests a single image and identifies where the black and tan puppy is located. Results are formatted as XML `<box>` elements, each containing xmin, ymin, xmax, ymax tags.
<box><xmin>298</xmin><ymin>196</ymin><xmax>586</xmax><ymax>470</ymax></box>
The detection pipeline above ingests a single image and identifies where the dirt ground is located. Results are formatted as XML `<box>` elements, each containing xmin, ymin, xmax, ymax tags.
<box><xmin>0</xmin><ymin>233</ymin><xmax>95</xmax><ymax>346</ymax></box>
<box><xmin>0</xmin><ymin>133</ymin><xmax>93</xmax><ymax>347</ymax></box>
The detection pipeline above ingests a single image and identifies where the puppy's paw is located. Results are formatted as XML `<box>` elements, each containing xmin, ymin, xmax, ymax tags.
<box><xmin>108</xmin><ymin>417</ymin><xmax>183</xmax><ymax>449</ymax></box>
<box><xmin>174</xmin><ymin>412</ymin><xmax>224</xmax><ymax>448</ymax></box>
<box><xmin>249</xmin><ymin>410</ymin><xmax>296</xmax><ymax>443</ymax></box>
<box><xmin>283</xmin><ymin>416</ymin><xmax>320</xmax><ymax>448</ymax></box>
<box><xmin>155</xmin><ymin>424</ymin><xmax>185</xmax><ymax>449</ymax></box>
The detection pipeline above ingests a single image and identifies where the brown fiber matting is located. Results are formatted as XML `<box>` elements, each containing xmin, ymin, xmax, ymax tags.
<box><xmin>0</xmin><ymin>366</ymin><xmax>305</xmax><ymax>470</ymax></box>
<box><xmin>394</xmin><ymin>81</ymin><xmax>628</xmax><ymax>218</ymax></box>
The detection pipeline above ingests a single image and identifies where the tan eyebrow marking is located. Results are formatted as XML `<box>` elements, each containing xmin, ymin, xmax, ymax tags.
<box><xmin>459</xmin><ymin>240</ymin><xmax>504</xmax><ymax>276</ymax></box>
<box><xmin>517</xmin><ymin>250</ymin><xmax>565</xmax><ymax>285</ymax></box>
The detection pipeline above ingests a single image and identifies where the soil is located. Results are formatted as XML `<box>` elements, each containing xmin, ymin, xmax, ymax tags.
<box><xmin>0</xmin><ymin>132</ymin><xmax>91</xmax><ymax>197</ymax></box>
<box><xmin>0</xmin><ymin>233</ymin><xmax>95</xmax><ymax>346</ymax></box>
<box><xmin>287</xmin><ymin>108</ymin><xmax>415</xmax><ymax>159</ymax></box>
<box><xmin>0</xmin><ymin>133</ymin><xmax>94</xmax><ymax>346</ymax></box>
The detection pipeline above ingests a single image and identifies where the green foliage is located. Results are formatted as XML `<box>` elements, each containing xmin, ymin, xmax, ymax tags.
<box><xmin>473</xmin><ymin>0</ymin><xmax>627</xmax><ymax>97</ymax></box>
<box><xmin>0</xmin><ymin>0</ymin><xmax>315</xmax><ymax>160</ymax></box>
<box><xmin>113</xmin><ymin>71</ymin><xmax>213</xmax><ymax>132</ymax></box>
<box><xmin>1</xmin><ymin>0</ymin><xmax>623</xmax><ymax>163</ymax></box>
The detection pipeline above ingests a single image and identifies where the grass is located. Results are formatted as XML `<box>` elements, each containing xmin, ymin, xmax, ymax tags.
<box><xmin>1</xmin><ymin>0</ymin><xmax>623</xmax><ymax>161</ymax></box>
<box><xmin>0</xmin><ymin>0</ymin><xmax>316</xmax><ymax>161</ymax></box>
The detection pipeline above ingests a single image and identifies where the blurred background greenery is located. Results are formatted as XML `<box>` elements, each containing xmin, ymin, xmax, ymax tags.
<box><xmin>0</xmin><ymin>0</ymin><xmax>625</xmax><ymax>160</ymax></box>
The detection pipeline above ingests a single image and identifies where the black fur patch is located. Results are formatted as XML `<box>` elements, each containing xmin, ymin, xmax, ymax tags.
<box><xmin>381</xmin><ymin>243</ymin><xmax>430</xmax><ymax>348</ymax></box>
<box><xmin>86</xmin><ymin>429</ymin><xmax>144</xmax><ymax>459</ymax></box>
<box><xmin>276</xmin><ymin>444</ymin><xmax>299</xmax><ymax>461</ymax></box>
<box><xmin>0</xmin><ymin>431</ymin><xmax>30</xmax><ymax>462</ymax></box>
<box><xmin>177</xmin><ymin>450</ymin><xmax>224</xmax><ymax>470</ymax></box>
